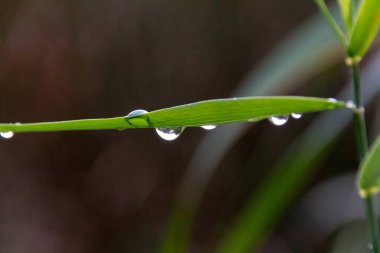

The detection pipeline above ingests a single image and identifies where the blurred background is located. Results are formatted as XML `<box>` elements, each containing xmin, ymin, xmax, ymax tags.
<box><xmin>0</xmin><ymin>0</ymin><xmax>379</xmax><ymax>252</ymax></box>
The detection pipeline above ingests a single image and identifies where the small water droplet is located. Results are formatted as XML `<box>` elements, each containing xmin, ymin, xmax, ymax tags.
<box><xmin>291</xmin><ymin>113</ymin><xmax>302</xmax><ymax>119</ymax></box>
<box><xmin>201</xmin><ymin>125</ymin><xmax>216</xmax><ymax>130</ymax></box>
<box><xmin>268</xmin><ymin>115</ymin><xmax>289</xmax><ymax>126</ymax></box>
<box><xmin>0</xmin><ymin>131</ymin><xmax>14</xmax><ymax>139</ymax></box>
<box><xmin>327</xmin><ymin>98</ymin><xmax>338</xmax><ymax>103</ymax></box>
<box><xmin>345</xmin><ymin>100</ymin><xmax>356</xmax><ymax>109</ymax></box>
<box><xmin>367</xmin><ymin>243</ymin><xmax>373</xmax><ymax>250</ymax></box>
<box><xmin>156</xmin><ymin>127</ymin><xmax>184</xmax><ymax>141</ymax></box>
<box><xmin>126</xmin><ymin>109</ymin><xmax>150</xmax><ymax>127</ymax></box>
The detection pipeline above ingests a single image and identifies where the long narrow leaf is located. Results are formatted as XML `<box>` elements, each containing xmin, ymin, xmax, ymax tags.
<box><xmin>358</xmin><ymin>134</ymin><xmax>380</xmax><ymax>197</ymax></box>
<box><xmin>348</xmin><ymin>0</ymin><xmax>380</xmax><ymax>58</ymax></box>
<box><xmin>315</xmin><ymin>0</ymin><xmax>348</xmax><ymax>47</ymax></box>
<box><xmin>0</xmin><ymin>97</ymin><xmax>344</xmax><ymax>133</ymax></box>
<box><xmin>338</xmin><ymin>0</ymin><xmax>352</xmax><ymax>32</ymax></box>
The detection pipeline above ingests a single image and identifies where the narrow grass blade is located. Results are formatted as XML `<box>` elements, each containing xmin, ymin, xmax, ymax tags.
<box><xmin>0</xmin><ymin>97</ymin><xmax>344</xmax><ymax>133</ymax></box>
<box><xmin>148</xmin><ymin>97</ymin><xmax>344</xmax><ymax>127</ymax></box>
<box><xmin>338</xmin><ymin>0</ymin><xmax>353</xmax><ymax>32</ymax></box>
<box><xmin>358</xmin><ymin>134</ymin><xmax>380</xmax><ymax>198</ymax></box>
<box><xmin>348</xmin><ymin>0</ymin><xmax>380</xmax><ymax>59</ymax></box>
<box><xmin>315</xmin><ymin>0</ymin><xmax>348</xmax><ymax>47</ymax></box>
<box><xmin>0</xmin><ymin>117</ymin><xmax>129</xmax><ymax>133</ymax></box>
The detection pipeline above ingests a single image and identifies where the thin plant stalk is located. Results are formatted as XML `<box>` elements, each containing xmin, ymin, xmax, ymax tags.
<box><xmin>350</xmin><ymin>62</ymin><xmax>380</xmax><ymax>253</ymax></box>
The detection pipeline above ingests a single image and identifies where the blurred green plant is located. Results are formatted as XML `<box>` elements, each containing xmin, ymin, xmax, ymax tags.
<box><xmin>161</xmin><ymin>1</ymin><xmax>380</xmax><ymax>253</ymax></box>
<box><xmin>160</xmin><ymin>5</ymin><xmax>345</xmax><ymax>253</ymax></box>
<box><xmin>358</xmin><ymin>134</ymin><xmax>380</xmax><ymax>197</ymax></box>
<box><xmin>316</xmin><ymin>0</ymin><xmax>380</xmax><ymax>252</ymax></box>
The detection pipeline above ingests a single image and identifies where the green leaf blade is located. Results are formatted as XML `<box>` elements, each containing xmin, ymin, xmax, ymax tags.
<box><xmin>348</xmin><ymin>0</ymin><xmax>380</xmax><ymax>59</ymax></box>
<box><xmin>0</xmin><ymin>96</ymin><xmax>345</xmax><ymax>134</ymax></box>
<box><xmin>338</xmin><ymin>0</ymin><xmax>352</xmax><ymax>32</ymax></box>
<box><xmin>315</xmin><ymin>0</ymin><xmax>348</xmax><ymax>47</ymax></box>
<box><xmin>358</xmin><ymin>134</ymin><xmax>380</xmax><ymax>197</ymax></box>
<box><xmin>0</xmin><ymin>117</ymin><xmax>130</xmax><ymax>133</ymax></box>
<box><xmin>147</xmin><ymin>96</ymin><xmax>345</xmax><ymax>127</ymax></box>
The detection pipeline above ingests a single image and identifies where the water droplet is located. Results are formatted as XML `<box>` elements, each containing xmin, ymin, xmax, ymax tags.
<box><xmin>127</xmin><ymin>109</ymin><xmax>148</xmax><ymax>118</ymax></box>
<box><xmin>327</xmin><ymin>98</ymin><xmax>338</xmax><ymax>103</ymax></box>
<box><xmin>345</xmin><ymin>100</ymin><xmax>356</xmax><ymax>109</ymax></box>
<box><xmin>268</xmin><ymin>115</ymin><xmax>289</xmax><ymax>126</ymax></box>
<box><xmin>156</xmin><ymin>127</ymin><xmax>184</xmax><ymax>141</ymax></box>
<box><xmin>201</xmin><ymin>125</ymin><xmax>216</xmax><ymax>130</ymax></box>
<box><xmin>367</xmin><ymin>243</ymin><xmax>373</xmax><ymax>250</ymax></box>
<box><xmin>126</xmin><ymin>109</ymin><xmax>150</xmax><ymax>127</ymax></box>
<box><xmin>291</xmin><ymin>113</ymin><xmax>302</xmax><ymax>119</ymax></box>
<box><xmin>0</xmin><ymin>131</ymin><xmax>14</xmax><ymax>139</ymax></box>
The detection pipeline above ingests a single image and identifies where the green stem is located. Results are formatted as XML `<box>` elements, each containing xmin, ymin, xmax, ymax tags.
<box><xmin>365</xmin><ymin>196</ymin><xmax>380</xmax><ymax>253</ymax></box>
<box><xmin>351</xmin><ymin>62</ymin><xmax>367</xmax><ymax>159</ymax></box>
<box><xmin>350</xmin><ymin>62</ymin><xmax>380</xmax><ymax>253</ymax></box>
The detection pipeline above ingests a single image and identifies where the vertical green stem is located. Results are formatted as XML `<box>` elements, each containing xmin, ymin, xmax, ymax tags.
<box><xmin>351</xmin><ymin>62</ymin><xmax>367</xmax><ymax>159</ymax></box>
<box><xmin>366</xmin><ymin>196</ymin><xmax>380</xmax><ymax>253</ymax></box>
<box><xmin>350</xmin><ymin>62</ymin><xmax>380</xmax><ymax>253</ymax></box>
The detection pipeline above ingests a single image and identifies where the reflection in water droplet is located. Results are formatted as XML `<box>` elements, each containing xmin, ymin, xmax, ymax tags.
<box><xmin>156</xmin><ymin>127</ymin><xmax>184</xmax><ymax>141</ymax></box>
<box><xmin>291</xmin><ymin>113</ymin><xmax>302</xmax><ymax>119</ymax></box>
<box><xmin>0</xmin><ymin>131</ymin><xmax>14</xmax><ymax>139</ymax></box>
<box><xmin>327</xmin><ymin>98</ymin><xmax>338</xmax><ymax>103</ymax></box>
<box><xmin>345</xmin><ymin>100</ymin><xmax>356</xmax><ymax>109</ymax></box>
<box><xmin>201</xmin><ymin>125</ymin><xmax>216</xmax><ymax>130</ymax></box>
<box><xmin>127</xmin><ymin>109</ymin><xmax>148</xmax><ymax>118</ymax></box>
<box><xmin>126</xmin><ymin>109</ymin><xmax>150</xmax><ymax>127</ymax></box>
<box><xmin>268</xmin><ymin>115</ymin><xmax>289</xmax><ymax>126</ymax></box>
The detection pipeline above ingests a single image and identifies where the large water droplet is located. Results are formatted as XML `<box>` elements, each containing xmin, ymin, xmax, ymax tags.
<box><xmin>201</xmin><ymin>125</ymin><xmax>216</xmax><ymax>130</ymax></box>
<box><xmin>0</xmin><ymin>131</ymin><xmax>14</xmax><ymax>139</ymax></box>
<box><xmin>127</xmin><ymin>109</ymin><xmax>148</xmax><ymax>118</ymax></box>
<box><xmin>268</xmin><ymin>115</ymin><xmax>289</xmax><ymax>126</ymax></box>
<box><xmin>126</xmin><ymin>109</ymin><xmax>150</xmax><ymax>127</ymax></box>
<box><xmin>291</xmin><ymin>113</ymin><xmax>302</xmax><ymax>119</ymax></box>
<box><xmin>156</xmin><ymin>127</ymin><xmax>184</xmax><ymax>141</ymax></box>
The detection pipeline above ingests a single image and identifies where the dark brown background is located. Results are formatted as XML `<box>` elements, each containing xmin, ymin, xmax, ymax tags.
<box><xmin>0</xmin><ymin>1</ymin><xmax>370</xmax><ymax>252</ymax></box>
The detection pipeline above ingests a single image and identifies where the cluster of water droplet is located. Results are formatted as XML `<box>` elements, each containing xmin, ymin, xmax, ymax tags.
<box><xmin>345</xmin><ymin>100</ymin><xmax>366</xmax><ymax>114</ymax></box>
<box><xmin>126</xmin><ymin>108</ymin><xmax>306</xmax><ymax>141</ymax></box>
<box><xmin>126</xmin><ymin>109</ymin><xmax>221</xmax><ymax>141</ymax></box>
<box><xmin>268</xmin><ymin>113</ymin><xmax>303</xmax><ymax>126</ymax></box>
